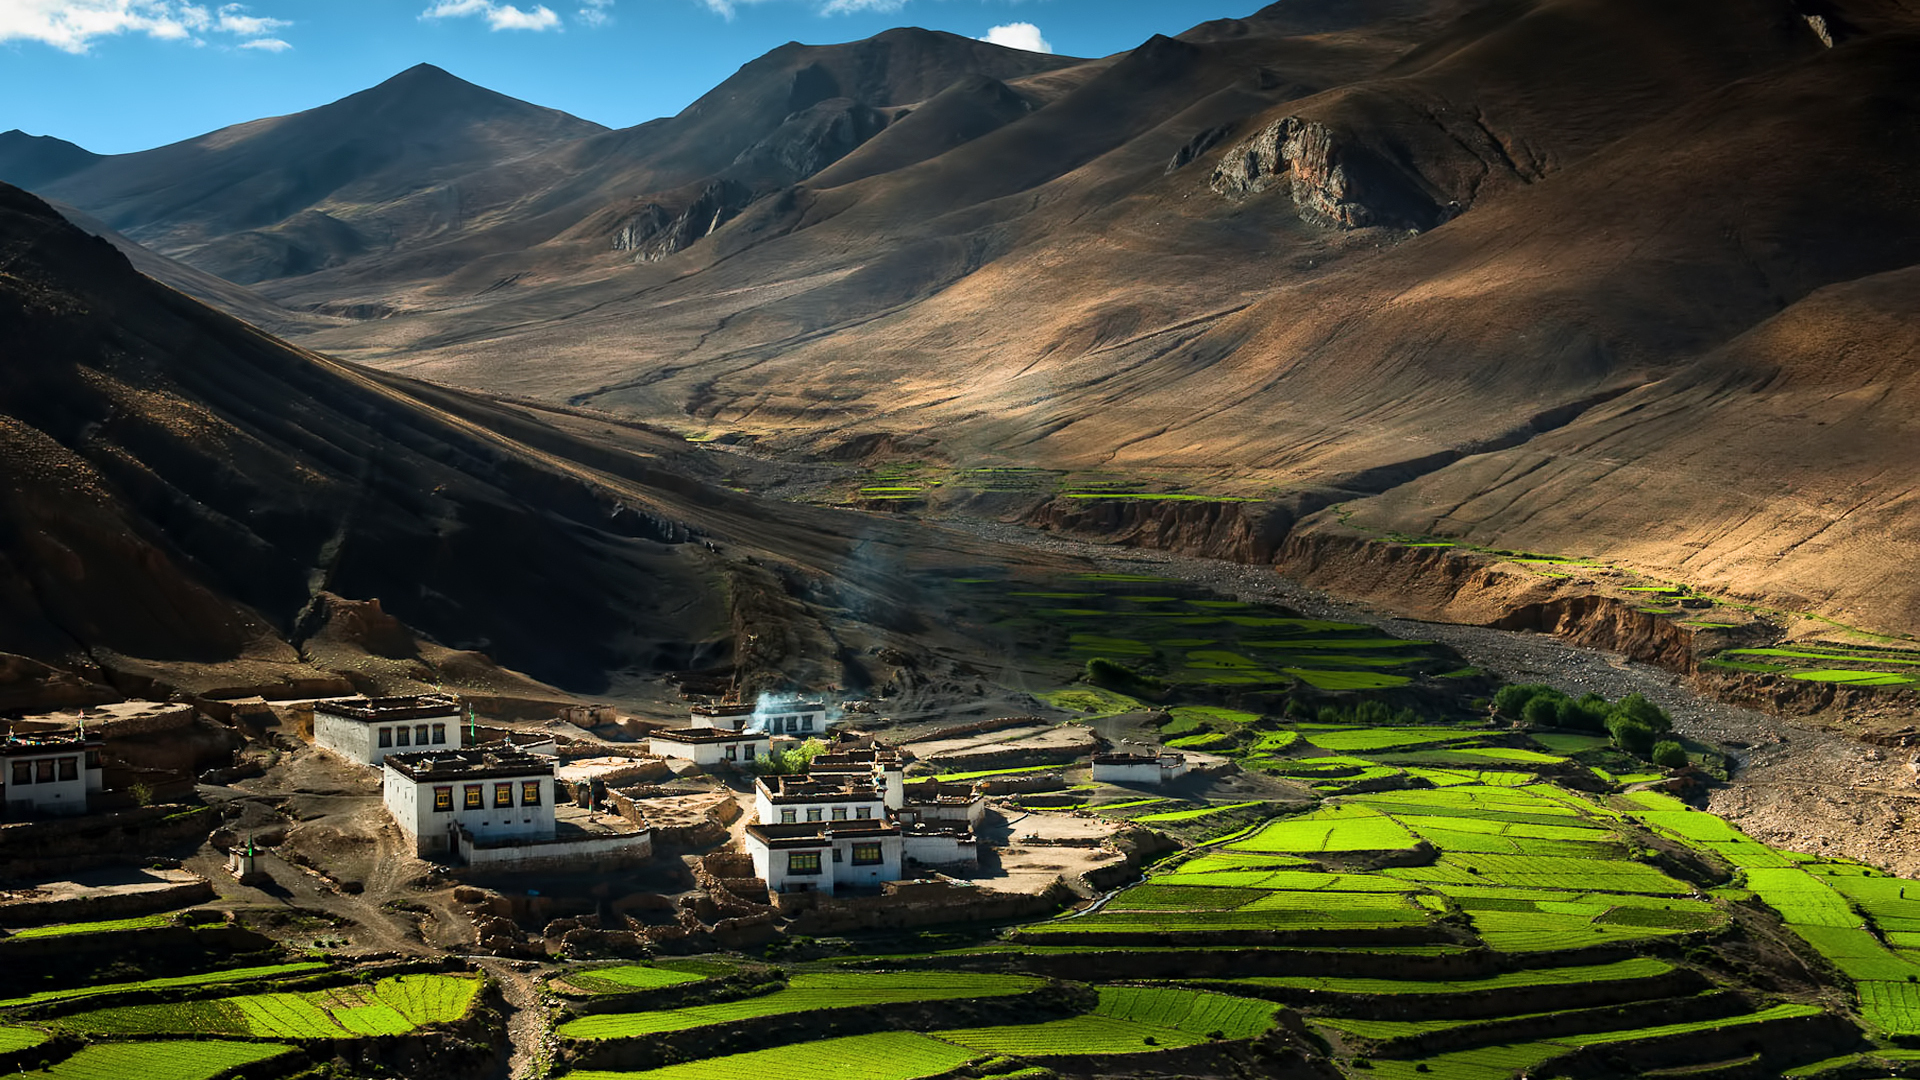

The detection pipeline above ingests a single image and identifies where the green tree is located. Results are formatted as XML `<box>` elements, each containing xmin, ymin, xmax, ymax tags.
<box><xmin>1522</xmin><ymin>695</ymin><xmax>1563</xmax><ymax>727</ymax></box>
<box><xmin>1651</xmin><ymin>741</ymin><xmax>1689</xmax><ymax>769</ymax></box>
<box><xmin>1608</xmin><ymin>716</ymin><xmax>1658</xmax><ymax>757</ymax></box>
<box><xmin>1492</xmin><ymin>683</ymin><xmax>1554</xmax><ymax>718</ymax></box>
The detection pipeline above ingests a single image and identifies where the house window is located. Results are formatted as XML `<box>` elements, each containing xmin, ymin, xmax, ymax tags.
<box><xmin>35</xmin><ymin>760</ymin><xmax>54</xmax><ymax>783</ymax></box>
<box><xmin>58</xmin><ymin>758</ymin><xmax>78</xmax><ymax>782</ymax></box>
<box><xmin>433</xmin><ymin>787</ymin><xmax>453</xmax><ymax>812</ymax></box>
<box><xmin>521</xmin><ymin>781</ymin><xmax>542</xmax><ymax>806</ymax></box>
<box><xmin>787</xmin><ymin>852</ymin><xmax>822</xmax><ymax>875</ymax></box>
<box><xmin>431</xmin><ymin>724</ymin><xmax>447</xmax><ymax>745</ymax></box>
<box><xmin>855</xmin><ymin>806</ymin><xmax>872</xmax><ymax>819</ymax></box>
<box><xmin>85</xmin><ymin>751</ymin><xmax>101</xmax><ymax>770</ymax></box>
<box><xmin>725</xmin><ymin>745</ymin><xmax>737</xmax><ymax>761</ymax></box>
<box><xmin>832</xmin><ymin>807</ymin><xmax>848</xmax><ymax>820</ymax></box>
<box><xmin>807</xmin><ymin>807</ymin><xmax>822</xmax><ymax>822</ymax></box>
<box><xmin>494</xmin><ymin>783</ymin><xmax>513</xmax><ymax>808</ymax></box>
<box><xmin>396</xmin><ymin>726</ymin><xmax>410</xmax><ymax>747</ymax></box>
<box><xmin>743</xmin><ymin>743</ymin><xmax>756</xmax><ymax>760</ymax></box>
<box><xmin>12</xmin><ymin>762</ymin><xmax>30</xmax><ymax>786</ymax></box>
<box><xmin>801</xmin><ymin>717</ymin><xmax>815</xmax><ymax>732</ymax></box>
<box><xmin>780</xmin><ymin>808</ymin><xmax>796</xmax><ymax>824</ymax></box>
<box><xmin>464</xmin><ymin>785</ymin><xmax>483</xmax><ymax>809</ymax></box>
<box><xmin>851</xmin><ymin>843</ymin><xmax>884</xmax><ymax>866</ymax></box>
<box><xmin>832</xmin><ymin>848</ymin><xmax>843</xmax><ymax>862</ymax></box>
<box><xmin>378</xmin><ymin>727</ymin><xmax>392</xmax><ymax>748</ymax></box>
<box><xmin>415</xmin><ymin>725</ymin><xmax>430</xmax><ymax>746</ymax></box>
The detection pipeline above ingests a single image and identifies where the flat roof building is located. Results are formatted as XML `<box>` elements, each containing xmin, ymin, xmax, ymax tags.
<box><xmin>316</xmin><ymin>694</ymin><xmax>463</xmax><ymax>766</ymax></box>
<box><xmin>1091</xmin><ymin>751</ymin><xmax>1189</xmax><ymax>786</ymax></box>
<box><xmin>744</xmin><ymin>820</ymin><xmax>903</xmax><ymax>895</ymax></box>
<box><xmin>648</xmin><ymin>727</ymin><xmax>770</xmax><ymax>769</ymax></box>
<box><xmin>1</xmin><ymin>735</ymin><xmax>104</xmax><ymax>819</ymax></box>
<box><xmin>382</xmin><ymin>744</ymin><xmax>555</xmax><ymax>857</ymax></box>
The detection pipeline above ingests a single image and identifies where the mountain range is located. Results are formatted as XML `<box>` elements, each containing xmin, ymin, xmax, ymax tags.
<box><xmin>4</xmin><ymin>0</ymin><xmax>1920</xmax><ymax>698</ymax></box>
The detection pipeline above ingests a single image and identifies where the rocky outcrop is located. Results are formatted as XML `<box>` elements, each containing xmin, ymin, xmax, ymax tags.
<box><xmin>728</xmin><ymin>97</ymin><xmax>890</xmax><ymax>187</ymax></box>
<box><xmin>1021</xmin><ymin>495</ymin><xmax>1312</xmax><ymax>563</ymax></box>
<box><xmin>1209</xmin><ymin>116</ymin><xmax>1445</xmax><ymax>230</ymax></box>
<box><xmin>612</xmin><ymin>180</ymin><xmax>754</xmax><ymax>262</ymax></box>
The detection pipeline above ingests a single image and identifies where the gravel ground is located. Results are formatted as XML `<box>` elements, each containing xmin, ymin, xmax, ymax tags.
<box><xmin>952</xmin><ymin>520</ymin><xmax>1920</xmax><ymax>874</ymax></box>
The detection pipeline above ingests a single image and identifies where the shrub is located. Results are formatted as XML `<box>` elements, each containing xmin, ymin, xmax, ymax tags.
<box><xmin>1556</xmin><ymin>698</ymin><xmax>1608</xmax><ymax>732</ymax></box>
<box><xmin>1493</xmin><ymin>683</ymin><xmax>1556</xmax><ymax>718</ymax></box>
<box><xmin>755</xmin><ymin>739</ymin><xmax>829</xmax><ymax>776</ymax></box>
<box><xmin>1651</xmin><ymin>741</ymin><xmax>1689</xmax><ymax>769</ymax></box>
<box><xmin>1085</xmin><ymin>658</ymin><xmax>1165</xmax><ymax>695</ymax></box>
<box><xmin>1522</xmin><ymin>696</ymin><xmax>1563</xmax><ymax>727</ymax></box>
<box><xmin>1608</xmin><ymin>716</ymin><xmax>1658</xmax><ymax>757</ymax></box>
<box><xmin>1612</xmin><ymin>693</ymin><xmax>1672</xmax><ymax>733</ymax></box>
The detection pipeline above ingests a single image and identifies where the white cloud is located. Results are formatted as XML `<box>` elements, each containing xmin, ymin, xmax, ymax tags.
<box><xmin>0</xmin><ymin>0</ymin><xmax>292</xmax><ymax>53</ymax></box>
<box><xmin>238</xmin><ymin>34</ymin><xmax>287</xmax><ymax>49</ymax></box>
<box><xmin>979</xmin><ymin>21</ymin><xmax>1049</xmax><ymax>53</ymax></box>
<box><xmin>421</xmin><ymin>0</ymin><xmax>561</xmax><ymax>31</ymax></box>
<box><xmin>576</xmin><ymin>0</ymin><xmax>610</xmax><ymax>26</ymax></box>
<box><xmin>818</xmin><ymin>0</ymin><xmax>903</xmax><ymax>12</ymax></box>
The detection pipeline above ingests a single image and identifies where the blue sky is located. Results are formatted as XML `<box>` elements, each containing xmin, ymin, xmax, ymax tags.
<box><xmin>0</xmin><ymin>0</ymin><xmax>1262</xmax><ymax>155</ymax></box>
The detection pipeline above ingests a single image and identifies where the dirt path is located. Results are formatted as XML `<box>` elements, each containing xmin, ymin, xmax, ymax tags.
<box><xmin>477</xmin><ymin>957</ymin><xmax>549</xmax><ymax>1080</ymax></box>
<box><xmin>947</xmin><ymin>520</ymin><xmax>1920</xmax><ymax>873</ymax></box>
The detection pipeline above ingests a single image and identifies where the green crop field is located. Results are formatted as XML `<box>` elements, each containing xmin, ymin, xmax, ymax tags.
<box><xmin>38</xmin><ymin>1041</ymin><xmax>295</xmax><ymax>1080</ymax></box>
<box><xmin>567</xmin><ymin>1031</ymin><xmax>979</xmax><ymax>1080</ymax></box>
<box><xmin>556</xmin><ymin>964</ymin><xmax>711</xmax><ymax>994</ymax></box>
<box><xmin>936</xmin><ymin>986</ymin><xmax>1274</xmax><ymax>1055</ymax></box>
<box><xmin>0</xmin><ymin>1025</ymin><xmax>46</xmax><ymax>1053</ymax></box>
<box><xmin>56</xmin><ymin>973</ymin><xmax>481</xmax><ymax>1039</ymax></box>
<box><xmin>1131</xmin><ymin>801</ymin><xmax>1263</xmax><ymax>823</ymax></box>
<box><xmin>1223</xmin><ymin>956</ymin><xmax>1673</xmax><ymax>996</ymax></box>
<box><xmin>1227</xmin><ymin>805</ymin><xmax>1417</xmax><ymax>853</ymax></box>
<box><xmin>0</xmin><ymin>961</ymin><xmax>331</xmax><ymax>1010</ymax></box>
<box><xmin>1302</xmin><ymin>728</ymin><xmax>1475</xmax><ymax>751</ymax></box>
<box><xmin>558</xmin><ymin>972</ymin><xmax>1043</xmax><ymax>1039</ymax></box>
<box><xmin>4</xmin><ymin>915</ymin><xmax>173</xmax><ymax>940</ymax></box>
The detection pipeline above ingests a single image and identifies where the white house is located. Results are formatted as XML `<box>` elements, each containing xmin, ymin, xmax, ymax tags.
<box><xmin>648</xmin><ymin>727</ymin><xmax>770</xmax><ymax>768</ymax></box>
<box><xmin>745</xmin><ymin>820</ymin><xmax>903</xmax><ymax>895</ymax></box>
<box><xmin>755</xmin><ymin>774</ymin><xmax>887</xmax><ymax>828</ymax></box>
<box><xmin>809</xmin><ymin>747</ymin><xmax>906</xmax><ymax>811</ymax></box>
<box><xmin>315</xmin><ymin>694</ymin><xmax>462</xmax><ymax>766</ymax></box>
<box><xmin>1</xmin><ymin>734</ymin><xmax>104</xmax><ymax>818</ymax></box>
<box><xmin>689</xmin><ymin>703</ymin><xmax>756</xmax><ymax>731</ymax></box>
<box><xmin>897</xmin><ymin>781</ymin><xmax>988</xmax><ymax>830</ymax></box>
<box><xmin>1091</xmin><ymin>751</ymin><xmax>1190</xmax><ymax>785</ymax></box>
<box><xmin>753</xmin><ymin>700</ymin><xmax>832</xmax><ymax>737</ymax></box>
<box><xmin>382</xmin><ymin>744</ymin><xmax>556</xmax><ymax>857</ymax></box>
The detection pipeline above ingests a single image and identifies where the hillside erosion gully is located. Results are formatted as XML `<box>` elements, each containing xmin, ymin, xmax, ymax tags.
<box><xmin>940</xmin><ymin>514</ymin><xmax>1920</xmax><ymax>878</ymax></box>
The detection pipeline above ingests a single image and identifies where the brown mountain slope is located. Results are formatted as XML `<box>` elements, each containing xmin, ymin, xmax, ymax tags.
<box><xmin>0</xmin><ymin>181</ymin><xmax>1085</xmax><ymax>706</ymax></box>
<box><xmin>1328</xmin><ymin>263</ymin><xmax>1920</xmax><ymax>634</ymax></box>
<box><xmin>33</xmin><ymin>64</ymin><xmax>606</xmax><ymax>284</ymax></box>
<box><xmin>0</xmin><ymin>130</ymin><xmax>99</xmax><ymax>191</ymax></box>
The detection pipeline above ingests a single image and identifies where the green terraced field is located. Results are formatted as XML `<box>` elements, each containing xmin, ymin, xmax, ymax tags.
<box><xmin>556</xmin><ymin>963</ymin><xmax>717</xmax><ymax>994</ymax></box>
<box><xmin>1226</xmin><ymin>805</ymin><xmax>1417</xmax><ymax>853</ymax></box>
<box><xmin>557</xmin><ymin>973</ymin><xmax>1044</xmax><ymax>1039</ymax></box>
<box><xmin>3</xmin><ymin>915</ymin><xmax>173</xmax><ymax>940</ymax></box>
<box><xmin>936</xmin><ymin>987</ymin><xmax>1274</xmax><ymax>1054</ymax></box>
<box><xmin>1301</xmin><ymin>728</ymin><xmax>1476</xmax><ymax>751</ymax></box>
<box><xmin>55</xmin><ymin>974</ymin><xmax>481</xmax><ymax>1038</ymax></box>
<box><xmin>1219</xmin><ymin>956</ymin><xmax>1674</xmax><ymax>996</ymax></box>
<box><xmin>0</xmin><ymin>961</ymin><xmax>331</xmax><ymax>1010</ymax></box>
<box><xmin>1131</xmin><ymin>801</ymin><xmax>1263</xmax><ymax>823</ymax></box>
<box><xmin>0</xmin><ymin>1025</ymin><xmax>46</xmax><ymax>1053</ymax></box>
<box><xmin>39</xmin><ymin>1041</ymin><xmax>295</xmax><ymax>1080</ymax></box>
<box><xmin>567</xmin><ymin>1031</ymin><xmax>978</xmax><ymax>1080</ymax></box>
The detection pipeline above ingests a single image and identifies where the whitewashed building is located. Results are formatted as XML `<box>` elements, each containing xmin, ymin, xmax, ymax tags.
<box><xmin>1</xmin><ymin>734</ymin><xmax>104</xmax><ymax>818</ymax></box>
<box><xmin>745</xmin><ymin>820</ymin><xmax>903</xmax><ymax>894</ymax></box>
<box><xmin>648</xmin><ymin>727</ymin><xmax>769</xmax><ymax>768</ymax></box>
<box><xmin>382</xmin><ymin>744</ymin><xmax>556</xmax><ymax>857</ymax></box>
<box><xmin>315</xmin><ymin>695</ymin><xmax>462</xmax><ymax>766</ymax></box>
<box><xmin>689</xmin><ymin>703</ymin><xmax>756</xmax><ymax>731</ymax></box>
<box><xmin>755</xmin><ymin>774</ymin><xmax>887</xmax><ymax>827</ymax></box>
<box><xmin>754</xmin><ymin>700</ymin><xmax>832</xmax><ymax>736</ymax></box>
<box><xmin>1091</xmin><ymin>751</ymin><xmax>1190</xmax><ymax>785</ymax></box>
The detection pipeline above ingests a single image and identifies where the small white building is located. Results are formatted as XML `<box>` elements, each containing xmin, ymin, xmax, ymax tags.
<box><xmin>755</xmin><ymin>774</ymin><xmax>887</xmax><ymax>828</ymax></box>
<box><xmin>382</xmin><ymin>744</ymin><xmax>556</xmax><ymax>857</ymax></box>
<box><xmin>745</xmin><ymin>820</ymin><xmax>903</xmax><ymax>895</ymax></box>
<box><xmin>897</xmin><ymin>781</ymin><xmax>987</xmax><ymax>830</ymax></box>
<box><xmin>689</xmin><ymin>703</ymin><xmax>756</xmax><ymax>731</ymax></box>
<box><xmin>809</xmin><ymin>747</ymin><xmax>906</xmax><ymax>811</ymax></box>
<box><xmin>1</xmin><ymin>735</ymin><xmax>104</xmax><ymax>818</ymax></box>
<box><xmin>315</xmin><ymin>694</ymin><xmax>462</xmax><ymax>766</ymax></box>
<box><xmin>753</xmin><ymin>700</ymin><xmax>832</xmax><ymax>737</ymax></box>
<box><xmin>1091</xmin><ymin>751</ymin><xmax>1190</xmax><ymax>785</ymax></box>
<box><xmin>648</xmin><ymin>727</ymin><xmax>769</xmax><ymax>768</ymax></box>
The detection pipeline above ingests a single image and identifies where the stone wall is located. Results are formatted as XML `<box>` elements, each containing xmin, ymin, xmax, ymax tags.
<box><xmin>0</xmin><ymin>876</ymin><xmax>213</xmax><ymax>927</ymax></box>
<box><xmin>0</xmin><ymin>803</ymin><xmax>216</xmax><ymax>881</ymax></box>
